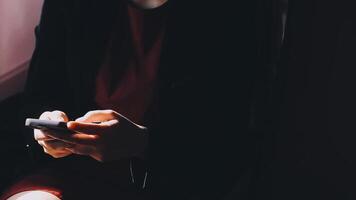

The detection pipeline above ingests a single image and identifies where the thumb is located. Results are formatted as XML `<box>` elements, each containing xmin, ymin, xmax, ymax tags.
<box><xmin>67</xmin><ymin>120</ymin><xmax>118</xmax><ymax>134</ymax></box>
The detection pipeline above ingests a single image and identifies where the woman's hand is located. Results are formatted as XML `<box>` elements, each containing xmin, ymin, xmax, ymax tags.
<box><xmin>43</xmin><ymin>110</ymin><xmax>148</xmax><ymax>162</ymax></box>
<box><xmin>34</xmin><ymin>111</ymin><xmax>74</xmax><ymax>158</ymax></box>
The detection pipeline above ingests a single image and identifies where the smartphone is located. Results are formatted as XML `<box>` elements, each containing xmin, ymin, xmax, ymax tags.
<box><xmin>25</xmin><ymin>118</ymin><xmax>72</xmax><ymax>134</ymax></box>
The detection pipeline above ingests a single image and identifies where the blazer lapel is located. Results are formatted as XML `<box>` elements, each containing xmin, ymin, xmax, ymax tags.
<box><xmin>158</xmin><ymin>0</ymin><xmax>198</xmax><ymax>91</ymax></box>
<box><xmin>72</xmin><ymin>0</ymin><xmax>121</xmax><ymax>112</ymax></box>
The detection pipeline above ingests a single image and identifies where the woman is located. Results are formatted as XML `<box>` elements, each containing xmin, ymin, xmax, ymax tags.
<box><xmin>1</xmin><ymin>0</ymin><xmax>263</xmax><ymax>199</ymax></box>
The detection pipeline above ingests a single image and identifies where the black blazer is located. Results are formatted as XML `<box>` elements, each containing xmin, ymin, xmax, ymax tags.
<box><xmin>264</xmin><ymin>0</ymin><xmax>356</xmax><ymax>199</ymax></box>
<box><xmin>23</xmin><ymin>0</ymin><xmax>272</xmax><ymax>198</ymax></box>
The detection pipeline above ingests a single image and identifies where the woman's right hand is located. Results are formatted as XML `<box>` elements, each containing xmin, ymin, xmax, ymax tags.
<box><xmin>34</xmin><ymin>111</ymin><xmax>73</xmax><ymax>158</ymax></box>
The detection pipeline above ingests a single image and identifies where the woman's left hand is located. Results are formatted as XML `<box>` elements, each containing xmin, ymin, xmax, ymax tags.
<box><xmin>43</xmin><ymin>110</ymin><xmax>148</xmax><ymax>162</ymax></box>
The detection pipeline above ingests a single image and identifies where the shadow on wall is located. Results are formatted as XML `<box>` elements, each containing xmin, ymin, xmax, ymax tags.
<box><xmin>0</xmin><ymin>0</ymin><xmax>43</xmax><ymax>101</ymax></box>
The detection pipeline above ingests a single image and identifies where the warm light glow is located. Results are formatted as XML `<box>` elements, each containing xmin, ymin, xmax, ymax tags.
<box><xmin>131</xmin><ymin>0</ymin><xmax>168</xmax><ymax>9</ymax></box>
<box><xmin>7</xmin><ymin>191</ymin><xmax>61</xmax><ymax>200</ymax></box>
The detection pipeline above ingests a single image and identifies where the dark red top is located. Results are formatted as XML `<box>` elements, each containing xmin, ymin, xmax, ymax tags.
<box><xmin>95</xmin><ymin>2</ymin><xmax>167</xmax><ymax>124</ymax></box>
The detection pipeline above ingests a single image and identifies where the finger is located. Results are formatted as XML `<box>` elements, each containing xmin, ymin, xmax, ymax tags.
<box><xmin>65</xmin><ymin>145</ymin><xmax>94</xmax><ymax>156</ymax></box>
<box><xmin>39</xmin><ymin>111</ymin><xmax>52</xmax><ymax>120</ymax></box>
<box><xmin>76</xmin><ymin>110</ymin><xmax>118</xmax><ymax>123</ymax></box>
<box><xmin>42</xmin><ymin>147</ymin><xmax>71</xmax><ymax>155</ymax></box>
<box><xmin>38</xmin><ymin>140</ymin><xmax>74</xmax><ymax>151</ymax></box>
<box><xmin>51</xmin><ymin>152</ymin><xmax>72</xmax><ymax>158</ymax></box>
<box><xmin>34</xmin><ymin>129</ymin><xmax>56</xmax><ymax>141</ymax></box>
<box><xmin>51</xmin><ymin>110</ymin><xmax>69</xmax><ymax>122</ymax></box>
<box><xmin>42</xmin><ymin>147</ymin><xmax>72</xmax><ymax>158</ymax></box>
<box><xmin>67</xmin><ymin>120</ymin><xmax>118</xmax><ymax>135</ymax></box>
<box><xmin>39</xmin><ymin>111</ymin><xmax>67</xmax><ymax>121</ymax></box>
<box><xmin>42</xmin><ymin>131</ymin><xmax>98</xmax><ymax>145</ymax></box>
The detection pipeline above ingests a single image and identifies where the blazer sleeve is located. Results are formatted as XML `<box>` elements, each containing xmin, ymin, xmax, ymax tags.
<box><xmin>21</xmin><ymin>0</ymin><xmax>70</xmax><ymax>164</ymax></box>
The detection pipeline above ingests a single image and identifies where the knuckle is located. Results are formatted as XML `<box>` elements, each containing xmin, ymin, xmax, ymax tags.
<box><xmin>39</xmin><ymin>111</ymin><xmax>51</xmax><ymax>119</ymax></box>
<box><xmin>52</xmin><ymin>110</ymin><xmax>61</xmax><ymax>115</ymax></box>
<box><xmin>52</xmin><ymin>153</ymin><xmax>66</xmax><ymax>158</ymax></box>
<box><xmin>51</xmin><ymin>154</ymin><xmax>60</xmax><ymax>158</ymax></box>
<box><xmin>34</xmin><ymin>129</ymin><xmax>40</xmax><ymax>134</ymax></box>
<box><xmin>34</xmin><ymin>135</ymin><xmax>40</xmax><ymax>141</ymax></box>
<box><xmin>37</xmin><ymin>140</ymin><xmax>45</xmax><ymax>147</ymax></box>
<box><xmin>43</xmin><ymin>147</ymin><xmax>50</xmax><ymax>154</ymax></box>
<box><xmin>52</xmin><ymin>110</ymin><xmax>68</xmax><ymax>121</ymax></box>
<box><xmin>34</xmin><ymin>131</ymin><xmax>40</xmax><ymax>140</ymax></box>
<box><xmin>105</xmin><ymin>110</ymin><xmax>117</xmax><ymax>117</ymax></box>
<box><xmin>86</xmin><ymin>111</ymin><xmax>96</xmax><ymax>116</ymax></box>
<box><xmin>34</xmin><ymin>131</ymin><xmax>46</xmax><ymax>140</ymax></box>
<box><xmin>109</xmin><ymin>112</ymin><xmax>116</xmax><ymax>117</ymax></box>
<box><xmin>53</xmin><ymin>110</ymin><xmax>66</xmax><ymax>117</ymax></box>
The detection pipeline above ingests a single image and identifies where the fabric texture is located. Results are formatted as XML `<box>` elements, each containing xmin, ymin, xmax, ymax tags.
<box><xmin>95</xmin><ymin>2</ymin><xmax>167</xmax><ymax>124</ymax></box>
